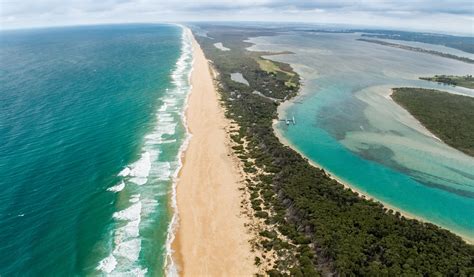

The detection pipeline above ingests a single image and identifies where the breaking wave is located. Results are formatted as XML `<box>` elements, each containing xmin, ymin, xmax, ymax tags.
<box><xmin>96</xmin><ymin>25</ymin><xmax>193</xmax><ymax>276</ymax></box>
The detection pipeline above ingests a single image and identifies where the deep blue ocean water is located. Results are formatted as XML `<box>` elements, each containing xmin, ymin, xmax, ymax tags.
<box><xmin>0</xmin><ymin>24</ymin><xmax>191</xmax><ymax>275</ymax></box>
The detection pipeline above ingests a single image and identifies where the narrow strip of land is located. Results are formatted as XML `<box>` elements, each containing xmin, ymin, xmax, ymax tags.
<box><xmin>172</xmin><ymin>32</ymin><xmax>256</xmax><ymax>276</ymax></box>
<box><xmin>420</xmin><ymin>75</ymin><xmax>474</xmax><ymax>89</ymax></box>
<box><xmin>358</xmin><ymin>38</ymin><xmax>474</xmax><ymax>64</ymax></box>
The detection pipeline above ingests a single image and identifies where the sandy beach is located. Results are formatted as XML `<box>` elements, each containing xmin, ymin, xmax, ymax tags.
<box><xmin>171</xmin><ymin>32</ymin><xmax>256</xmax><ymax>275</ymax></box>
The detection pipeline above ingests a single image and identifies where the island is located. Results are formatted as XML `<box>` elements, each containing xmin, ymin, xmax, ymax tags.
<box><xmin>392</xmin><ymin>87</ymin><xmax>474</xmax><ymax>157</ymax></box>
<box><xmin>420</xmin><ymin>75</ymin><xmax>474</xmax><ymax>89</ymax></box>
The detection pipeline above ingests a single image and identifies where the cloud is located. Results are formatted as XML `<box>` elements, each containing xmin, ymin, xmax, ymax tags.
<box><xmin>1</xmin><ymin>0</ymin><xmax>473</xmax><ymax>34</ymax></box>
<box><xmin>172</xmin><ymin>0</ymin><xmax>474</xmax><ymax>15</ymax></box>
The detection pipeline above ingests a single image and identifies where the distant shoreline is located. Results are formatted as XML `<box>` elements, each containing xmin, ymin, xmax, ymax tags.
<box><xmin>358</xmin><ymin>38</ymin><xmax>474</xmax><ymax>64</ymax></box>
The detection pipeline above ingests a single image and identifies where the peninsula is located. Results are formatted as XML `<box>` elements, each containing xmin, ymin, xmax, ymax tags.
<box><xmin>358</xmin><ymin>38</ymin><xmax>474</xmax><ymax>64</ymax></box>
<box><xmin>392</xmin><ymin>87</ymin><xmax>474</xmax><ymax>157</ymax></box>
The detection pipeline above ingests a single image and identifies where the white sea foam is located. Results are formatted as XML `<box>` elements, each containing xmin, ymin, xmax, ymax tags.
<box><xmin>113</xmin><ymin>238</ymin><xmax>141</xmax><ymax>261</ymax></box>
<box><xmin>118</xmin><ymin>167</ymin><xmax>131</xmax><ymax>177</ymax></box>
<box><xmin>129</xmin><ymin>152</ymin><xmax>151</xmax><ymax>177</ymax></box>
<box><xmin>128</xmin><ymin>152</ymin><xmax>151</xmax><ymax>185</ymax></box>
<box><xmin>163</xmin><ymin>98</ymin><xmax>178</xmax><ymax>106</ymax></box>
<box><xmin>125</xmin><ymin>267</ymin><xmax>148</xmax><ymax>276</ymax></box>
<box><xmin>141</xmin><ymin>198</ymin><xmax>159</xmax><ymax>217</ymax></box>
<box><xmin>165</xmin><ymin>25</ymin><xmax>194</xmax><ymax>277</ymax></box>
<box><xmin>129</xmin><ymin>194</ymin><xmax>140</xmax><ymax>203</ymax></box>
<box><xmin>109</xmin><ymin>196</ymin><xmax>143</xmax><ymax>271</ymax></box>
<box><xmin>96</xmin><ymin>254</ymin><xmax>117</xmax><ymax>273</ymax></box>
<box><xmin>159</xmin><ymin>102</ymin><xmax>168</xmax><ymax>111</ymax></box>
<box><xmin>129</xmin><ymin>177</ymin><xmax>147</xmax><ymax>186</ymax></box>
<box><xmin>153</xmin><ymin>162</ymin><xmax>171</xmax><ymax>181</ymax></box>
<box><xmin>99</xmin><ymin>25</ymin><xmax>193</xmax><ymax>275</ymax></box>
<box><xmin>144</xmin><ymin>133</ymin><xmax>161</xmax><ymax>140</ymax></box>
<box><xmin>157</xmin><ymin>113</ymin><xmax>174</xmax><ymax>122</ymax></box>
<box><xmin>113</xmin><ymin>202</ymin><xmax>141</xmax><ymax>221</ymax></box>
<box><xmin>116</xmin><ymin>219</ymin><xmax>141</xmax><ymax>238</ymax></box>
<box><xmin>155</xmin><ymin>123</ymin><xmax>177</xmax><ymax>136</ymax></box>
<box><xmin>100</xmin><ymin>196</ymin><xmax>143</xmax><ymax>275</ymax></box>
<box><xmin>159</xmin><ymin>139</ymin><xmax>177</xmax><ymax>144</ymax></box>
<box><xmin>144</xmin><ymin>133</ymin><xmax>177</xmax><ymax>144</ymax></box>
<box><xmin>107</xmin><ymin>181</ymin><xmax>125</xmax><ymax>192</ymax></box>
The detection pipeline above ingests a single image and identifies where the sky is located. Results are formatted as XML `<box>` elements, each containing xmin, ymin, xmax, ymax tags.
<box><xmin>1</xmin><ymin>0</ymin><xmax>473</xmax><ymax>34</ymax></box>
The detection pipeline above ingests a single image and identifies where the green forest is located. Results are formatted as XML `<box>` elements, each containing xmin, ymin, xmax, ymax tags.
<box><xmin>192</xmin><ymin>24</ymin><xmax>474</xmax><ymax>276</ymax></box>
<box><xmin>420</xmin><ymin>75</ymin><xmax>474</xmax><ymax>89</ymax></box>
<box><xmin>360</xmin><ymin>30</ymin><xmax>474</xmax><ymax>54</ymax></box>
<box><xmin>392</xmin><ymin>87</ymin><xmax>474</xmax><ymax>157</ymax></box>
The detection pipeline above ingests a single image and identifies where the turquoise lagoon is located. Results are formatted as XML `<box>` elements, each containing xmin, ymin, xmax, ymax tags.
<box><xmin>248</xmin><ymin>32</ymin><xmax>474</xmax><ymax>240</ymax></box>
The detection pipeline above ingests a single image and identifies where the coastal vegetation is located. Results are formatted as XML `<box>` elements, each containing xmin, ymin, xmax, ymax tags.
<box><xmin>256</xmin><ymin>58</ymin><xmax>298</xmax><ymax>88</ymax></box>
<box><xmin>357</xmin><ymin>38</ymin><xmax>474</xmax><ymax>64</ymax></box>
<box><xmin>359</xmin><ymin>30</ymin><xmax>474</xmax><ymax>54</ymax></box>
<box><xmin>192</xmin><ymin>24</ymin><xmax>474</xmax><ymax>276</ymax></box>
<box><xmin>304</xmin><ymin>29</ymin><xmax>474</xmax><ymax>54</ymax></box>
<box><xmin>392</xmin><ymin>87</ymin><xmax>474</xmax><ymax>157</ymax></box>
<box><xmin>420</xmin><ymin>74</ymin><xmax>474</xmax><ymax>89</ymax></box>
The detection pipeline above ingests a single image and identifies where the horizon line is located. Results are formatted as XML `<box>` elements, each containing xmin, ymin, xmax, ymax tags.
<box><xmin>1</xmin><ymin>20</ymin><xmax>473</xmax><ymax>37</ymax></box>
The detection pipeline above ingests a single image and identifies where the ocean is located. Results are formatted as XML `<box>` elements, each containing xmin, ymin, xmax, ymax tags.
<box><xmin>247</xmin><ymin>32</ymin><xmax>474</xmax><ymax>240</ymax></box>
<box><xmin>0</xmin><ymin>24</ymin><xmax>192</xmax><ymax>275</ymax></box>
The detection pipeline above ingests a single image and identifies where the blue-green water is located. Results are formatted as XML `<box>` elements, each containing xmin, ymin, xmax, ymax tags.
<box><xmin>0</xmin><ymin>24</ymin><xmax>192</xmax><ymax>275</ymax></box>
<box><xmin>248</xmin><ymin>32</ymin><xmax>474</xmax><ymax>240</ymax></box>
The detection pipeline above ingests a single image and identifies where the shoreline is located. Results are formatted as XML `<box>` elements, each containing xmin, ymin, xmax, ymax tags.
<box><xmin>170</xmin><ymin>30</ymin><xmax>257</xmax><ymax>275</ymax></box>
<box><xmin>164</xmin><ymin>26</ymin><xmax>193</xmax><ymax>276</ymax></box>
<box><xmin>272</xmin><ymin>122</ymin><xmax>421</xmax><ymax>219</ymax></box>
<box><xmin>388</xmin><ymin>89</ymin><xmax>443</xmax><ymax>142</ymax></box>
<box><xmin>273</xmin><ymin>103</ymin><xmax>474</xmax><ymax>245</ymax></box>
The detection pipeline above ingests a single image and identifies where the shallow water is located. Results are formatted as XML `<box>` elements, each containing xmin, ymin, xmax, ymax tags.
<box><xmin>214</xmin><ymin>42</ymin><xmax>230</xmax><ymax>51</ymax></box>
<box><xmin>0</xmin><ymin>24</ymin><xmax>192</xmax><ymax>275</ymax></box>
<box><xmin>374</xmin><ymin>38</ymin><xmax>474</xmax><ymax>60</ymax></box>
<box><xmin>230</xmin><ymin>72</ymin><xmax>249</xmax><ymax>85</ymax></box>
<box><xmin>248</xmin><ymin>32</ymin><xmax>474</xmax><ymax>239</ymax></box>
